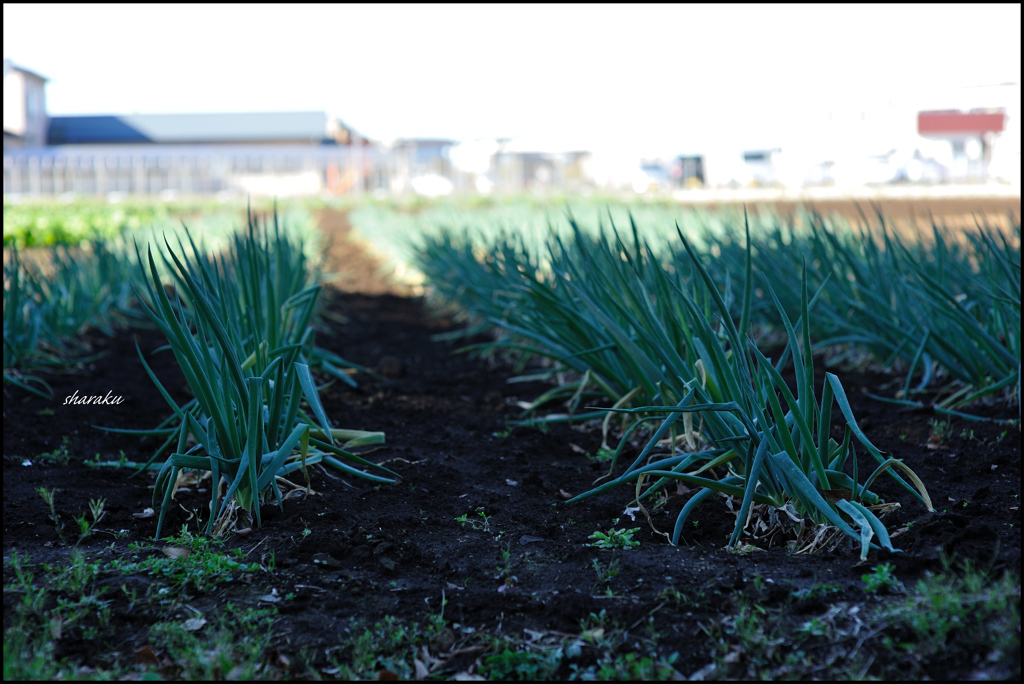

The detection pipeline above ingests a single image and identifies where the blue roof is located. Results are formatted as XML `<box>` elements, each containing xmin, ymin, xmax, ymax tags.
<box><xmin>47</xmin><ymin>111</ymin><xmax>331</xmax><ymax>145</ymax></box>
<box><xmin>47</xmin><ymin>116</ymin><xmax>151</xmax><ymax>144</ymax></box>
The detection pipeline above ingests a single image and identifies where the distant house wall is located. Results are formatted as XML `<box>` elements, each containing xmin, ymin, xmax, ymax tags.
<box><xmin>3</xmin><ymin>62</ymin><xmax>48</xmax><ymax>149</ymax></box>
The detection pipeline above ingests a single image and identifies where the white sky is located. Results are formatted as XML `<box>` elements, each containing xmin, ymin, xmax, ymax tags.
<box><xmin>4</xmin><ymin>4</ymin><xmax>1021</xmax><ymax>158</ymax></box>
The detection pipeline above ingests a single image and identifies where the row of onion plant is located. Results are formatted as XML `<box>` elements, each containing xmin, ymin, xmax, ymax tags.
<box><xmin>414</xmin><ymin>205</ymin><xmax>1020</xmax><ymax>420</ymax></box>
<box><xmin>3</xmin><ymin>239</ymin><xmax>139</xmax><ymax>397</ymax></box>
<box><xmin>4</xmin><ymin>206</ymin><xmax>361</xmax><ymax>397</ymax></box>
<box><xmin>415</xmin><ymin>212</ymin><xmax>932</xmax><ymax>556</ymax></box>
<box><xmin>693</xmin><ymin>209</ymin><xmax>1020</xmax><ymax>419</ymax></box>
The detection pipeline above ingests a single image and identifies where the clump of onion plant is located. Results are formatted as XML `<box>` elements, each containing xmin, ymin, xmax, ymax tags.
<box><xmin>568</xmin><ymin>222</ymin><xmax>932</xmax><ymax>559</ymax></box>
<box><xmin>128</xmin><ymin>210</ymin><xmax>397</xmax><ymax>538</ymax></box>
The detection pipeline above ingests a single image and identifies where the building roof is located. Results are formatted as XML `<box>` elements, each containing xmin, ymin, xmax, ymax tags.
<box><xmin>47</xmin><ymin>111</ymin><xmax>334</xmax><ymax>145</ymax></box>
<box><xmin>918</xmin><ymin>109</ymin><xmax>1006</xmax><ymax>135</ymax></box>
<box><xmin>3</xmin><ymin>59</ymin><xmax>49</xmax><ymax>82</ymax></box>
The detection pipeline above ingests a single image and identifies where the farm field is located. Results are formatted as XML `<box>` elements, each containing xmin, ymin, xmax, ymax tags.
<box><xmin>3</xmin><ymin>200</ymin><xmax>1021</xmax><ymax>680</ymax></box>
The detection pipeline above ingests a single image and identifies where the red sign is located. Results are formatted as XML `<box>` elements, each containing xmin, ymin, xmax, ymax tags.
<box><xmin>918</xmin><ymin>110</ymin><xmax>1005</xmax><ymax>135</ymax></box>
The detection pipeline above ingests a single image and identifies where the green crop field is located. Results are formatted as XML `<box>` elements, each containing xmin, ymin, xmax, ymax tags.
<box><xmin>3</xmin><ymin>197</ymin><xmax>1020</xmax><ymax>681</ymax></box>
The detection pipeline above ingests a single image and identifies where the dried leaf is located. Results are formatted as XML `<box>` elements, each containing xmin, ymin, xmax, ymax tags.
<box><xmin>183</xmin><ymin>616</ymin><xmax>207</xmax><ymax>631</ymax></box>
<box><xmin>134</xmin><ymin>645</ymin><xmax>160</xmax><ymax>667</ymax></box>
<box><xmin>272</xmin><ymin>650</ymin><xmax>291</xmax><ymax>669</ymax></box>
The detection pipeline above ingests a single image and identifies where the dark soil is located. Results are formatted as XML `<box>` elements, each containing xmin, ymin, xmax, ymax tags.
<box><xmin>3</xmin><ymin>210</ymin><xmax>1020</xmax><ymax>680</ymax></box>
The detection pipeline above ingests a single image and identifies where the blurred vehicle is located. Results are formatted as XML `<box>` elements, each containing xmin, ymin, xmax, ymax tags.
<box><xmin>889</xmin><ymin>152</ymin><xmax>950</xmax><ymax>184</ymax></box>
<box><xmin>474</xmin><ymin>173</ymin><xmax>496</xmax><ymax>194</ymax></box>
<box><xmin>671</xmin><ymin>155</ymin><xmax>705</xmax><ymax>188</ymax></box>
<box><xmin>410</xmin><ymin>173</ymin><xmax>454</xmax><ymax>197</ymax></box>
<box><xmin>742</xmin><ymin>150</ymin><xmax>781</xmax><ymax>187</ymax></box>
<box><xmin>809</xmin><ymin>155</ymin><xmax>897</xmax><ymax>187</ymax></box>
<box><xmin>632</xmin><ymin>164</ymin><xmax>670</xmax><ymax>193</ymax></box>
<box><xmin>802</xmin><ymin>161</ymin><xmax>835</xmax><ymax>187</ymax></box>
<box><xmin>846</xmin><ymin>155</ymin><xmax>896</xmax><ymax>186</ymax></box>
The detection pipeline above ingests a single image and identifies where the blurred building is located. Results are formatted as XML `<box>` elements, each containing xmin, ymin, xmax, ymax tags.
<box><xmin>3</xmin><ymin>59</ymin><xmax>49</xmax><ymax>149</ymax></box>
<box><xmin>5</xmin><ymin>58</ymin><xmax>1018</xmax><ymax>198</ymax></box>
<box><xmin>916</xmin><ymin>109</ymin><xmax>1005</xmax><ymax>183</ymax></box>
<box><xmin>385</xmin><ymin>138</ymin><xmax>457</xmax><ymax>196</ymax></box>
<box><xmin>3</xmin><ymin>61</ymin><xmax>389</xmax><ymax>198</ymax></box>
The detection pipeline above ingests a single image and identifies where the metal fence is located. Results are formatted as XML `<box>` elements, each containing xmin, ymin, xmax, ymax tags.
<box><xmin>2</xmin><ymin>144</ymin><xmax>436</xmax><ymax>199</ymax></box>
<box><xmin>3</xmin><ymin>144</ymin><xmax>600</xmax><ymax>199</ymax></box>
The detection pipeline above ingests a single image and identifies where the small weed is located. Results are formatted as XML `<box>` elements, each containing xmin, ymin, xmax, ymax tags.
<box><xmin>582</xmin><ymin>609</ymin><xmax>612</xmax><ymax>632</ymax></box>
<box><xmin>495</xmin><ymin>543</ymin><xmax>517</xmax><ymax>591</ymax></box>
<box><xmin>588</xmin><ymin>519</ymin><xmax>640</xmax><ymax>550</ymax></box>
<box><xmin>330</xmin><ymin>604</ymin><xmax>453</xmax><ymax>680</ymax></box>
<box><xmin>146</xmin><ymin>603</ymin><xmax>275</xmax><ymax>680</ymax></box>
<box><xmin>84</xmin><ymin>450</ymin><xmax>127</xmax><ymax>468</ymax></box>
<box><xmin>928</xmin><ymin>418</ymin><xmax>953</xmax><ymax>447</ymax></box>
<box><xmin>869</xmin><ymin>559</ymin><xmax>1020</xmax><ymax>679</ymax></box>
<box><xmin>862</xmin><ymin>563</ymin><xmax>903</xmax><ymax>594</ymax></box>
<box><xmin>794</xmin><ymin>616</ymin><xmax>831</xmax><ymax>639</ymax></box>
<box><xmin>791</xmin><ymin>582</ymin><xmax>841</xmax><ymax>601</ymax></box>
<box><xmin>658</xmin><ymin>585</ymin><xmax>687</xmax><ymax>605</ymax></box>
<box><xmin>592</xmin><ymin>557</ymin><xmax>620</xmax><ymax>585</ymax></box>
<box><xmin>291</xmin><ymin>527</ymin><xmax>312</xmax><ymax>546</ymax></box>
<box><xmin>109</xmin><ymin>526</ymin><xmax>262</xmax><ymax>598</ymax></box>
<box><xmin>73</xmin><ymin>498</ymin><xmax>107</xmax><ymax>543</ymax></box>
<box><xmin>581</xmin><ymin>652</ymin><xmax>681</xmax><ymax>680</ymax></box>
<box><xmin>958</xmin><ymin>427</ymin><xmax>978</xmax><ymax>442</ymax></box>
<box><xmin>36</xmin><ymin>487</ymin><xmax>67</xmax><ymax>544</ymax></box>
<box><xmin>51</xmin><ymin>550</ymin><xmax>103</xmax><ymax>598</ymax></box>
<box><xmin>479</xmin><ymin>647</ymin><xmax>563</xmax><ymax>680</ymax></box>
<box><xmin>492</xmin><ymin>424</ymin><xmax>514</xmax><ymax>439</ymax></box>
<box><xmin>4</xmin><ymin>551</ymin><xmax>119</xmax><ymax>678</ymax></box>
<box><xmin>456</xmin><ymin>507</ymin><xmax>493</xmax><ymax>533</ymax></box>
<box><xmin>36</xmin><ymin>436</ymin><xmax>73</xmax><ymax>465</ymax></box>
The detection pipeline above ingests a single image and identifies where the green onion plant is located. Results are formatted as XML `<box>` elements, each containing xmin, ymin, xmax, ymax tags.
<box><xmin>124</xmin><ymin>209</ymin><xmax>397</xmax><ymax>538</ymax></box>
